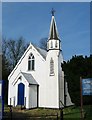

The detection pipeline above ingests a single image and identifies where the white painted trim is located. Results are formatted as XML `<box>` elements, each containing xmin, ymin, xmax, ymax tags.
<box><xmin>8</xmin><ymin>43</ymin><xmax>46</xmax><ymax>80</ymax></box>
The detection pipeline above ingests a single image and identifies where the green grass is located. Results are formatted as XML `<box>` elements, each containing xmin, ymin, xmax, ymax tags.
<box><xmin>63</xmin><ymin>105</ymin><xmax>92</xmax><ymax>120</ymax></box>
<box><xmin>63</xmin><ymin>106</ymin><xmax>81</xmax><ymax>119</ymax></box>
<box><xmin>83</xmin><ymin>105</ymin><xmax>92</xmax><ymax>120</ymax></box>
<box><xmin>3</xmin><ymin>105</ymin><xmax>92</xmax><ymax>120</ymax></box>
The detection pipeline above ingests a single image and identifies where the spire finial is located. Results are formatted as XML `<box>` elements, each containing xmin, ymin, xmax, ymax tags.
<box><xmin>51</xmin><ymin>8</ymin><xmax>55</xmax><ymax>16</ymax></box>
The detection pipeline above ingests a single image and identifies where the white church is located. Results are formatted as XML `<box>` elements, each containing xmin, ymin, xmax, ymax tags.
<box><xmin>8</xmin><ymin>11</ymin><xmax>73</xmax><ymax>109</ymax></box>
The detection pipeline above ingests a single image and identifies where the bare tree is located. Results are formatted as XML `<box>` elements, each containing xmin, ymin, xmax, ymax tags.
<box><xmin>3</xmin><ymin>37</ymin><xmax>29</xmax><ymax>71</ymax></box>
<box><xmin>39</xmin><ymin>37</ymin><xmax>47</xmax><ymax>50</ymax></box>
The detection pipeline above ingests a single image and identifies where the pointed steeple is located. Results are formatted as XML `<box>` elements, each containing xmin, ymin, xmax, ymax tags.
<box><xmin>48</xmin><ymin>9</ymin><xmax>59</xmax><ymax>40</ymax></box>
<box><xmin>47</xmin><ymin>9</ymin><xmax>61</xmax><ymax>51</ymax></box>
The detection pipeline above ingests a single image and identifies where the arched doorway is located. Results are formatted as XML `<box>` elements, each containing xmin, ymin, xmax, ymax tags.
<box><xmin>17</xmin><ymin>83</ymin><xmax>25</xmax><ymax>105</ymax></box>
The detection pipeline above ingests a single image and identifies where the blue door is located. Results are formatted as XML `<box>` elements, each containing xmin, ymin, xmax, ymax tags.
<box><xmin>17</xmin><ymin>83</ymin><xmax>25</xmax><ymax>105</ymax></box>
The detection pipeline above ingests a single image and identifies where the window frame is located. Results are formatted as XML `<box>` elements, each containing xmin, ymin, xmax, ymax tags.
<box><xmin>28</xmin><ymin>53</ymin><xmax>35</xmax><ymax>71</ymax></box>
<box><xmin>50</xmin><ymin>57</ymin><xmax>54</xmax><ymax>76</ymax></box>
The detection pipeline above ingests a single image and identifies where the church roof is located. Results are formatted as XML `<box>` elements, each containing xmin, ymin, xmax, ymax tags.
<box><xmin>48</xmin><ymin>15</ymin><xmax>59</xmax><ymax>40</ymax></box>
<box><xmin>32</xmin><ymin>44</ymin><xmax>47</xmax><ymax>59</ymax></box>
<box><xmin>21</xmin><ymin>72</ymin><xmax>38</xmax><ymax>85</ymax></box>
<box><xmin>36</xmin><ymin>47</ymin><xmax>47</xmax><ymax>59</ymax></box>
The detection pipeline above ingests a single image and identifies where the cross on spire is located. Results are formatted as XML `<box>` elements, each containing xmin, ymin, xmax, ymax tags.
<box><xmin>51</xmin><ymin>8</ymin><xmax>55</xmax><ymax>16</ymax></box>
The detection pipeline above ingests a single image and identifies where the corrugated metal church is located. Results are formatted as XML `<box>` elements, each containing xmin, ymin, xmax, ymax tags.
<box><xmin>8</xmin><ymin>11</ymin><xmax>73</xmax><ymax>109</ymax></box>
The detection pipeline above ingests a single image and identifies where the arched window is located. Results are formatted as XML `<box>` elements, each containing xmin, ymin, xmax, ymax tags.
<box><xmin>28</xmin><ymin>53</ymin><xmax>35</xmax><ymax>71</ymax></box>
<box><xmin>50</xmin><ymin>58</ymin><xmax>54</xmax><ymax>75</ymax></box>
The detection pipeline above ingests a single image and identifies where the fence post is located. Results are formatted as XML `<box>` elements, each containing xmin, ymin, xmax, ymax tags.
<box><xmin>9</xmin><ymin>98</ymin><xmax>12</xmax><ymax>120</ymax></box>
<box><xmin>60</xmin><ymin>109</ymin><xmax>63</xmax><ymax>120</ymax></box>
<box><xmin>57</xmin><ymin>113</ymin><xmax>58</xmax><ymax>120</ymax></box>
<box><xmin>10</xmin><ymin>105</ymin><xmax>12</xmax><ymax>120</ymax></box>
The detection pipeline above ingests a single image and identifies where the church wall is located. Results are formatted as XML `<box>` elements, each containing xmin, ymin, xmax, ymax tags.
<box><xmin>8</xmin><ymin>44</ymin><xmax>46</xmax><ymax>108</ymax></box>
<box><xmin>8</xmin><ymin>44</ymin><xmax>45</xmax><ymax>83</ymax></box>
<box><xmin>32</xmin><ymin>58</ymin><xmax>46</xmax><ymax>108</ymax></box>
<box><xmin>58</xmin><ymin>52</ymin><xmax>73</xmax><ymax>107</ymax></box>
<box><xmin>25</xmin><ymin>48</ymin><xmax>46</xmax><ymax>108</ymax></box>
<box><xmin>8</xmin><ymin>73</ymin><xmax>29</xmax><ymax>108</ymax></box>
<box><xmin>29</xmin><ymin>85</ymin><xmax>37</xmax><ymax>108</ymax></box>
<box><xmin>15</xmin><ymin>74</ymin><xmax>29</xmax><ymax>108</ymax></box>
<box><xmin>8</xmin><ymin>79</ymin><xmax>16</xmax><ymax>106</ymax></box>
<box><xmin>58</xmin><ymin>52</ymin><xmax>64</xmax><ymax>108</ymax></box>
<box><xmin>45</xmin><ymin>50</ymin><xmax>60</xmax><ymax>108</ymax></box>
<box><xmin>8</xmin><ymin>11</ymin><xmax>73</xmax><ymax>109</ymax></box>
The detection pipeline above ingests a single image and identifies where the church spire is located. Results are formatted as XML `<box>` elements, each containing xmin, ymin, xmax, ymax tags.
<box><xmin>48</xmin><ymin>9</ymin><xmax>59</xmax><ymax>40</ymax></box>
<box><xmin>47</xmin><ymin>9</ymin><xmax>61</xmax><ymax>51</ymax></box>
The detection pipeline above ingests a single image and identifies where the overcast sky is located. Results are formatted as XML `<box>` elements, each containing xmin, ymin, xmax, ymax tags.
<box><xmin>2</xmin><ymin>2</ymin><xmax>90</xmax><ymax>61</ymax></box>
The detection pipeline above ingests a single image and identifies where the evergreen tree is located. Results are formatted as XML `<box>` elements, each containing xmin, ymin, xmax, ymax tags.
<box><xmin>63</xmin><ymin>55</ymin><xmax>92</xmax><ymax>105</ymax></box>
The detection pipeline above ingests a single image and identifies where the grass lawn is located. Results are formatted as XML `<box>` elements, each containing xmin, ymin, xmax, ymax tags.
<box><xmin>63</xmin><ymin>105</ymin><xmax>92</xmax><ymax>120</ymax></box>
<box><xmin>3</xmin><ymin>105</ymin><xmax>92</xmax><ymax>120</ymax></box>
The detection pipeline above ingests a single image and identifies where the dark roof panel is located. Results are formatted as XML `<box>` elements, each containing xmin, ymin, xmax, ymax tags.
<box><xmin>49</xmin><ymin>16</ymin><xmax>59</xmax><ymax>40</ymax></box>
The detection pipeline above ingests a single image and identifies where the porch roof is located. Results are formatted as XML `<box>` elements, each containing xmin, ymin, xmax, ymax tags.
<box><xmin>21</xmin><ymin>72</ymin><xmax>38</xmax><ymax>85</ymax></box>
